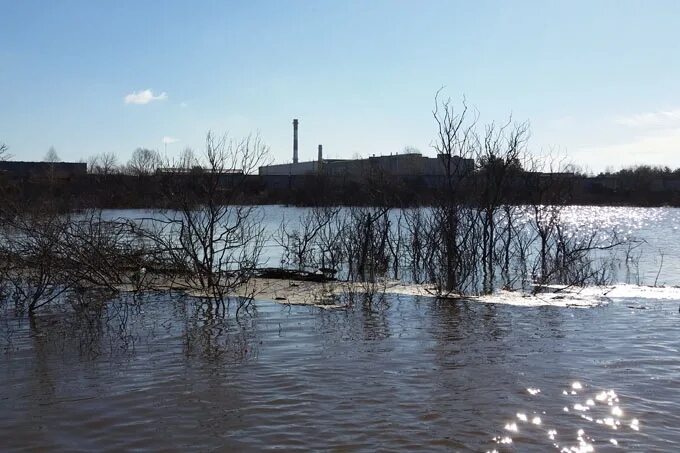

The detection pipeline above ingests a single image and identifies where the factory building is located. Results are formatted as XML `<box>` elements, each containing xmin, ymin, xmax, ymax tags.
<box><xmin>0</xmin><ymin>161</ymin><xmax>87</xmax><ymax>179</ymax></box>
<box><xmin>258</xmin><ymin>119</ymin><xmax>474</xmax><ymax>178</ymax></box>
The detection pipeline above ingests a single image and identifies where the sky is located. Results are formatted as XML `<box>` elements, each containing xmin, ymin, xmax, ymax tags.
<box><xmin>1</xmin><ymin>0</ymin><xmax>680</xmax><ymax>173</ymax></box>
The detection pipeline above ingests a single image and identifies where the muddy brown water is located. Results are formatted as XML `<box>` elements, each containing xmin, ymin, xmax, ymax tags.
<box><xmin>1</xmin><ymin>292</ymin><xmax>680</xmax><ymax>452</ymax></box>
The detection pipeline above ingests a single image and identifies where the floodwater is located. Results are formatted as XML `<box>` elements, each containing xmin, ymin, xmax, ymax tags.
<box><xmin>104</xmin><ymin>205</ymin><xmax>680</xmax><ymax>287</ymax></box>
<box><xmin>2</xmin><ymin>206</ymin><xmax>680</xmax><ymax>451</ymax></box>
<box><xmin>2</xmin><ymin>291</ymin><xmax>680</xmax><ymax>451</ymax></box>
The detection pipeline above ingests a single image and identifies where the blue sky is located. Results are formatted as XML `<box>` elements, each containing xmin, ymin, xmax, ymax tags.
<box><xmin>1</xmin><ymin>0</ymin><xmax>679</xmax><ymax>172</ymax></box>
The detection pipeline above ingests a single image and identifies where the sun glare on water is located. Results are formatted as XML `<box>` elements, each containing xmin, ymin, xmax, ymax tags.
<box><xmin>488</xmin><ymin>381</ymin><xmax>641</xmax><ymax>451</ymax></box>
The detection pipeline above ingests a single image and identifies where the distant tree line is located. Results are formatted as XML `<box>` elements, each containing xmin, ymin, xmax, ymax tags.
<box><xmin>2</xmin><ymin>143</ymin><xmax>680</xmax><ymax>208</ymax></box>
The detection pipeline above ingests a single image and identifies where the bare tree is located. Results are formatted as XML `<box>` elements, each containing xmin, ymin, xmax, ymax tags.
<box><xmin>126</xmin><ymin>148</ymin><xmax>162</xmax><ymax>176</ymax></box>
<box><xmin>429</xmin><ymin>90</ymin><xmax>477</xmax><ymax>295</ymax></box>
<box><xmin>402</xmin><ymin>145</ymin><xmax>421</xmax><ymax>155</ymax></box>
<box><xmin>0</xmin><ymin>142</ymin><xmax>10</xmax><ymax>161</ymax></box>
<box><xmin>177</xmin><ymin>148</ymin><xmax>201</xmax><ymax>170</ymax></box>
<box><xmin>88</xmin><ymin>152</ymin><xmax>119</xmax><ymax>175</ymax></box>
<box><xmin>474</xmin><ymin>118</ymin><xmax>530</xmax><ymax>292</ymax></box>
<box><xmin>44</xmin><ymin>146</ymin><xmax>61</xmax><ymax>163</ymax></box>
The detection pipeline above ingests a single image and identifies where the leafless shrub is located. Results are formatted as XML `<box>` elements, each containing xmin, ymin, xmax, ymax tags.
<box><xmin>654</xmin><ymin>249</ymin><xmax>665</xmax><ymax>287</ymax></box>
<box><xmin>0</xmin><ymin>132</ymin><xmax>269</xmax><ymax>317</ymax></box>
<box><xmin>392</xmin><ymin>93</ymin><xmax>634</xmax><ymax>297</ymax></box>
<box><xmin>537</xmin><ymin>226</ymin><xmax>622</xmax><ymax>290</ymax></box>
<box><xmin>621</xmin><ymin>240</ymin><xmax>644</xmax><ymax>285</ymax></box>
<box><xmin>340</xmin><ymin>207</ymin><xmax>391</xmax><ymax>283</ymax></box>
<box><xmin>136</xmin><ymin>132</ymin><xmax>269</xmax><ymax>313</ymax></box>
<box><xmin>315</xmin><ymin>208</ymin><xmax>346</xmax><ymax>276</ymax></box>
<box><xmin>385</xmin><ymin>210</ymin><xmax>404</xmax><ymax>280</ymax></box>
<box><xmin>275</xmin><ymin>207</ymin><xmax>340</xmax><ymax>272</ymax></box>
<box><xmin>403</xmin><ymin>208</ymin><xmax>427</xmax><ymax>283</ymax></box>
<box><xmin>59</xmin><ymin>210</ymin><xmax>151</xmax><ymax>292</ymax></box>
<box><xmin>0</xmin><ymin>208</ymin><xmax>70</xmax><ymax>313</ymax></box>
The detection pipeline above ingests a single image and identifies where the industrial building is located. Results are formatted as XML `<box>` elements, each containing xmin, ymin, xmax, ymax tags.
<box><xmin>258</xmin><ymin>119</ymin><xmax>474</xmax><ymax>178</ymax></box>
<box><xmin>0</xmin><ymin>161</ymin><xmax>87</xmax><ymax>179</ymax></box>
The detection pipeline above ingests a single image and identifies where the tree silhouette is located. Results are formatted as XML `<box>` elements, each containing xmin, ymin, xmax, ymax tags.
<box><xmin>43</xmin><ymin>146</ymin><xmax>61</xmax><ymax>163</ymax></box>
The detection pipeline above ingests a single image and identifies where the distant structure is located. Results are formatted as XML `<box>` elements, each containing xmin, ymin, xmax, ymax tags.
<box><xmin>292</xmin><ymin>119</ymin><xmax>299</xmax><ymax>164</ymax></box>
<box><xmin>258</xmin><ymin>119</ymin><xmax>474</xmax><ymax>178</ymax></box>
<box><xmin>0</xmin><ymin>161</ymin><xmax>86</xmax><ymax>179</ymax></box>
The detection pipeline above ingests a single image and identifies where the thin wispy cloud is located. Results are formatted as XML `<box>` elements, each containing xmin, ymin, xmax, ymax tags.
<box><xmin>615</xmin><ymin>109</ymin><xmax>680</xmax><ymax>129</ymax></box>
<box><xmin>124</xmin><ymin>89</ymin><xmax>168</xmax><ymax>105</ymax></box>
<box><xmin>162</xmin><ymin>136</ymin><xmax>179</xmax><ymax>144</ymax></box>
<box><xmin>577</xmin><ymin>127</ymin><xmax>680</xmax><ymax>168</ymax></box>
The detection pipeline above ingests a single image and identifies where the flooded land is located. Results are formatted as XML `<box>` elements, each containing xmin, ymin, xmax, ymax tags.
<box><xmin>4</xmin><ymin>2</ymin><xmax>680</xmax><ymax>451</ymax></box>
<box><xmin>2</xmin><ymin>206</ymin><xmax>680</xmax><ymax>452</ymax></box>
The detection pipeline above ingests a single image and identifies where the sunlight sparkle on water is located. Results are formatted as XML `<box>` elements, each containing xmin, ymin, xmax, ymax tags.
<box><xmin>630</xmin><ymin>418</ymin><xmax>640</xmax><ymax>431</ymax></box>
<box><xmin>490</xmin><ymin>381</ymin><xmax>643</xmax><ymax>451</ymax></box>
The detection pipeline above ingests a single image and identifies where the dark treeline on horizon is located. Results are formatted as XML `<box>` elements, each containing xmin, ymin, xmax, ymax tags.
<box><xmin>3</xmin><ymin>99</ymin><xmax>680</xmax><ymax>209</ymax></box>
<box><xmin>2</xmin><ymin>165</ymin><xmax>680</xmax><ymax>210</ymax></box>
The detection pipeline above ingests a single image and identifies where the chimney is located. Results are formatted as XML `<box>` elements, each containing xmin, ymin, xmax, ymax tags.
<box><xmin>293</xmin><ymin>119</ymin><xmax>299</xmax><ymax>164</ymax></box>
<box><xmin>318</xmin><ymin>144</ymin><xmax>323</xmax><ymax>161</ymax></box>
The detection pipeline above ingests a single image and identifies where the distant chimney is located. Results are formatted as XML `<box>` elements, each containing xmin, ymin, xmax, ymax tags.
<box><xmin>293</xmin><ymin>119</ymin><xmax>299</xmax><ymax>164</ymax></box>
<box><xmin>318</xmin><ymin>144</ymin><xmax>323</xmax><ymax>161</ymax></box>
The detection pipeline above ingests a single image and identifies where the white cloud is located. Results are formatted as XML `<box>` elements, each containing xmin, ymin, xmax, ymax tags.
<box><xmin>179</xmin><ymin>101</ymin><xmax>188</xmax><ymax>108</ymax></box>
<box><xmin>162</xmin><ymin>136</ymin><xmax>179</xmax><ymax>145</ymax></box>
<box><xmin>124</xmin><ymin>89</ymin><xmax>168</xmax><ymax>105</ymax></box>
<box><xmin>615</xmin><ymin>109</ymin><xmax>680</xmax><ymax>129</ymax></box>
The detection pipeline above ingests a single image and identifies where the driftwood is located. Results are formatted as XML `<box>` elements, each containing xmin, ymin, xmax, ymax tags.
<box><xmin>255</xmin><ymin>267</ymin><xmax>336</xmax><ymax>283</ymax></box>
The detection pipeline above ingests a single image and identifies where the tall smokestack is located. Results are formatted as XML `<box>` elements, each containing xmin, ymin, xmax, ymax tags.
<box><xmin>318</xmin><ymin>144</ymin><xmax>323</xmax><ymax>161</ymax></box>
<box><xmin>293</xmin><ymin>119</ymin><xmax>299</xmax><ymax>164</ymax></box>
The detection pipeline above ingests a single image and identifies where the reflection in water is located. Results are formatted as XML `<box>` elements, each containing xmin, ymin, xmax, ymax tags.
<box><xmin>1</xmin><ymin>291</ymin><xmax>680</xmax><ymax>451</ymax></box>
<box><xmin>180</xmin><ymin>297</ymin><xmax>258</xmax><ymax>361</ymax></box>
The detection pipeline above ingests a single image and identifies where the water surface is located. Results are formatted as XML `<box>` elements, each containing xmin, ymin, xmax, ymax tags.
<box><xmin>2</xmin><ymin>292</ymin><xmax>679</xmax><ymax>452</ymax></box>
<box><xmin>3</xmin><ymin>205</ymin><xmax>680</xmax><ymax>451</ymax></box>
